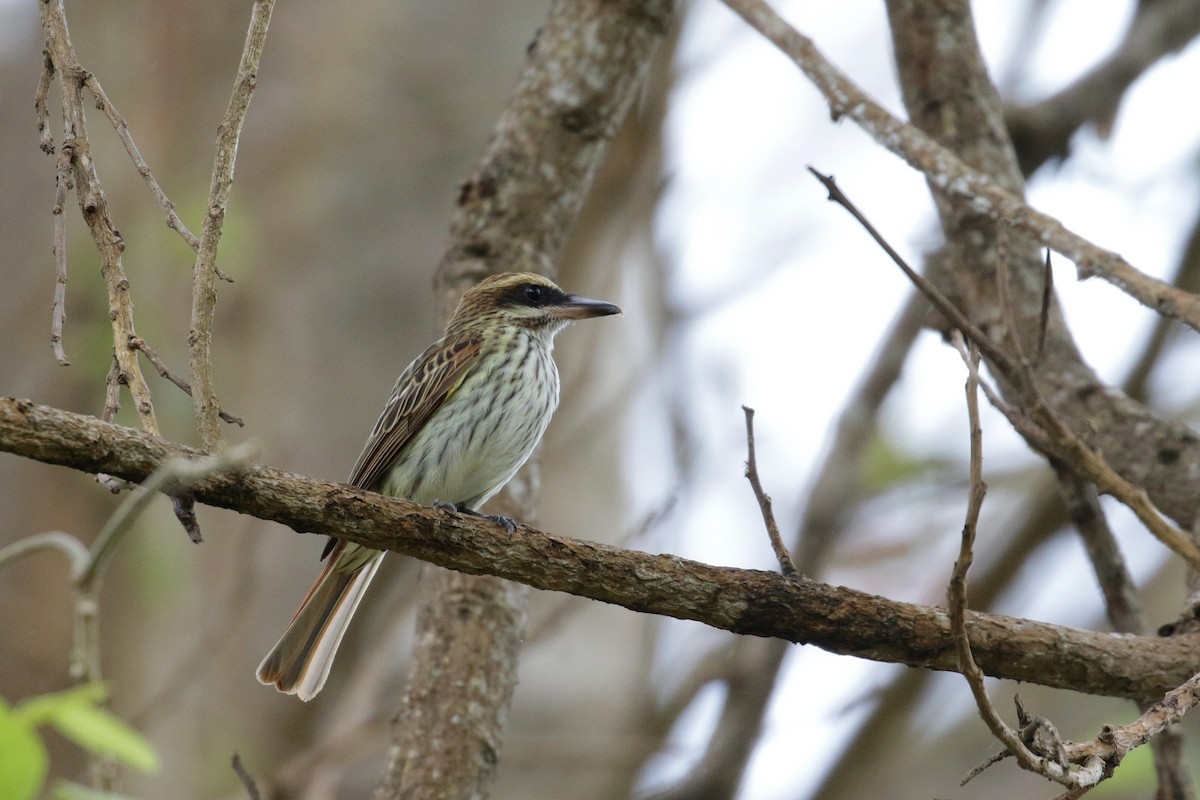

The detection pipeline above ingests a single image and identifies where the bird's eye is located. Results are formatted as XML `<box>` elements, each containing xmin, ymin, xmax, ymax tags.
<box><xmin>523</xmin><ymin>285</ymin><xmax>543</xmax><ymax>304</ymax></box>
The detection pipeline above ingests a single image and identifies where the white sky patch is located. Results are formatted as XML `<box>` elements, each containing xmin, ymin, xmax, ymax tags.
<box><xmin>649</xmin><ymin>1</ymin><xmax>1200</xmax><ymax>797</ymax></box>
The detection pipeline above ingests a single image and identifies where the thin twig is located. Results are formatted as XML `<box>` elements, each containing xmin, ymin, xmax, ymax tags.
<box><xmin>741</xmin><ymin>405</ymin><xmax>799</xmax><ymax>577</ymax></box>
<box><xmin>189</xmin><ymin>0</ymin><xmax>275</xmax><ymax>451</ymax></box>
<box><xmin>130</xmin><ymin>335</ymin><xmax>244</xmax><ymax>426</ymax></box>
<box><xmin>40</xmin><ymin>0</ymin><xmax>160</xmax><ymax>437</ymax></box>
<box><xmin>101</xmin><ymin>356</ymin><xmax>121</xmax><ymax>424</ymax></box>
<box><xmin>1039</xmin><ymin>249</ymin><xmax>1053</xmax><ymax>361</ymax></box>
<box><xmin>82</xmin><ymin>443</ymin><xmax>257</xmax><ymax>582</ymax></box>
<box><xmin>721</xmin><ymin>0</ymin><xmax>1200</xmax><ymax>334</ymax></box>
<box><xmin>81</xmin><ymin>73</ymin><xmax>204</xmax><ymax>253</ymax></box>
<box><xmin>1065</xmin><ymin>670</ymin><xmax>1200</xmax><ymax>765</ymax></box>
<box><xmin>808</xmin><ymin>167</ymin><xmax>1200</xmax><ymax>572</ymax></box>
<box><xmin>960</xmin><ymin>749</ymin><xmax>1009</xmax><ymax>786</ymax></box>
<box><xmin>35</xmin><ymin>49</ymin><xmax>55</xmax><ymax>154</ymax></box>
<box><xmin>97</xmin><ymin>355</ymin><xmax>133</xmax><ymax>495</ymax></box>
<box><xmin>51</xmin><ymin>145</ymin><xmax>72</xmax><ymax>365</ymax></box>
<box><xmin>232</xmin><ymin>753</ymin><xmax>263</xmax><ymax>800</ymax></box>
<box><xmin>0</xmin><ymin>530</ymin><xmax>89</xmax><ymax>577</ymax></box>
<box><xmin>949</xmin><ymin>333</ymin><xmax>1079</xmax><ymax>788</ymax></box>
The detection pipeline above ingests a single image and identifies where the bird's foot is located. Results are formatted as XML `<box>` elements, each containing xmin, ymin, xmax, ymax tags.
<box><xmin>433</xmin><ymin>501</ymin><xmax>518</xmax><ymax>538</ymax></box>
<box><xmin>486</xmin><ymin>513</ymin><xmax>518</xmax><ymax>538</ymax></box>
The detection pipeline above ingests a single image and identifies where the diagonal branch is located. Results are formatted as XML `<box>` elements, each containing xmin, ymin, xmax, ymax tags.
<box><xmin>807</xmin><ymin>168</ymin><xmax>1200</xmax><ymax>572</ymax></box>
<box><xmin>81</xmin><ymin>73</ymin><xmax>203</xmax><ymax>252</ymax></box>
<box><xmin>3</xmin><ymin>395</ymin><xmax>1198</xmax><ymax>701</ymax></box>
<box><xmin>1006</xmin><ymin>0</ymin><xmax>1200</xmax><ymax>175</ymax></box>
<box><xmin>719</xmin><ymin>0</ymin><xmax>1200</xmax><ymax>334</ymax></box>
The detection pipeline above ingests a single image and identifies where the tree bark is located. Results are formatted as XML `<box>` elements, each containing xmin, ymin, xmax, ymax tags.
<box><xmin>884</xmin><ymin>1</ymin><xmax>1195</xmax><ymax>794</ymax></box>
<box><xmin>375</xmin><ymin>2</ymin><xmax>677</xmax><ymax>798</ymax></box>
<box><xmin>3</xmin><ymin>396</ymin><xmax>1199</xmax><ymax>702</ymax></box>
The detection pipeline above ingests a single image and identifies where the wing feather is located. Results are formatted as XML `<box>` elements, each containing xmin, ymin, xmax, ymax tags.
<box><xmin>347</xmin><ymin>332</ymin><xmax>484</xmax><ymax>491</ymax></box>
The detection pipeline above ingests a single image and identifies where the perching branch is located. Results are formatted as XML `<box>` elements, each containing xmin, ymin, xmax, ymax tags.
<box><xmin>3</xmin><ymin>395</ymin><xmax>1199</xmax><ymax>701</ymax></box>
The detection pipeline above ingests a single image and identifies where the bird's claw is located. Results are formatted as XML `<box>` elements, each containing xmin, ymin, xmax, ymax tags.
<box><xmin>487</xmin><ymin>513</ymin><xmax>518</xmax><ymax>538</ymax></box>
<box><xmin>433</xmin><ymin>501</ymin><xmax>518</xmax><ymax>538</ymax></box>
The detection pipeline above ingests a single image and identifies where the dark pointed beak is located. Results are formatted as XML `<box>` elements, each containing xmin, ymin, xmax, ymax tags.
<box><xmin>556</xmin><ymin>294</ymin><xmax>622</xmax><ymax>320</ymax></box>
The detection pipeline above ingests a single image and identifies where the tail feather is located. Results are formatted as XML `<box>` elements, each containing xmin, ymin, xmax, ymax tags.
<box><xmin>257</xmin><ymin>544</ymin><xmax>384</xmax><ymax>701</ymax></box>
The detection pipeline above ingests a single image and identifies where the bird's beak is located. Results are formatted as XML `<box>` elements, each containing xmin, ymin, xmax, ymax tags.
<box><xmin>555</xmin><ymin>294</ymin><xmax>622</xmax><ymax>320</ymax></box>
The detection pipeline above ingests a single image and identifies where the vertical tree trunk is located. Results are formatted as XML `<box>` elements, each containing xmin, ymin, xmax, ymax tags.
<box><xmin>374</xmin><ymin>2</ymin><xmax>677</xmax><ymax>798</ymax></box>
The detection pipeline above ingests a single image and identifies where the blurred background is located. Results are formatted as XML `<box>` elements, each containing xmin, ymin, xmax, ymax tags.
<box><xmin>3</xmin><ymin>0</ymin><xmax>1200</xmax><ymax>797</ymax></box>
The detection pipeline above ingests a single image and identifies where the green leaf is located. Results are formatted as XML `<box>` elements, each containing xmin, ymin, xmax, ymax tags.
<box><xmin>13</xmin><ymin>683</ymin><xmax>107</xmax><ymax>727</ymax></box>
<box><xmin>14</xmin><ymin>684</ymin><xmax>159</xmax><ymax>774</ymax></box>
<box><xmin>50</xmin><ymin>702</ymin><xmax>160</xmax><ymax>774</ymax></box>
<box><xmin>52</xmin><ymin>780</ymin><xmax>144</xmax><ymax>800</ymax></box>
<box><xmin>0</xmin><ymin>698</ymin><xmax>49</xmax><ymax>800</ymax></box>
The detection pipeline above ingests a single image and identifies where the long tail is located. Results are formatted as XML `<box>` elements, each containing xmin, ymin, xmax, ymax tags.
<box><xmin>256</xmin><ymin>542</ymin><xmax>384</xmax><ymax>701</ymax></box>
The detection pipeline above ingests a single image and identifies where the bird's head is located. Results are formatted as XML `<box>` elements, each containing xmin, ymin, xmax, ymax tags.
<box><xmin>447</xmin><ymin>272</ymin><xmax>621</xmax><ymax>336</ymax></box>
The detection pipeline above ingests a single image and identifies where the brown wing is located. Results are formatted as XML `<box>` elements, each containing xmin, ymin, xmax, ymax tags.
<box><xmin>347</xmin><ymin>332</ymin><xmax>484</xmax><ymax>491</ymax></box>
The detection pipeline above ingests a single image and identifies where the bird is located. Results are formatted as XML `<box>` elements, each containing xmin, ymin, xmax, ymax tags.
<box><xmin>256</xmin><ymin>272</ymin><xmax>621</xmax><ymax>700</ymax></box>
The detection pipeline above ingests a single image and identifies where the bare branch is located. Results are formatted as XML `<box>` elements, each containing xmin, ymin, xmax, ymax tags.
<box><xmin>130</xmin><ymin>335</ymin><xmax>244</xmax><ymax>426</ymax></box>
<box><xmin>1006</xmin><ymin>0</ymin><xmax>1200</xmax><ymax>175</ymax></box>
<box><xmin>51</xmin><ymin>146</ymin><xmax>71</xmax><ymax>366</ymax></box>
<box><xmin>4</xmin><ymin>395</ymin><xmax>1200</xmax><ymax>700</ymax></box>
<box><xmin>39</xmin><ymin>0</ymin><xmax>160</xmax><ymax>436</ymax></box>
<box><xmin>809</xmin><ymin>168</ymin><xmax>1200</xmax><ymax>571</ymax></box>
<box><xmin>741</xmin><ymin>405</ymin><xmax>798</xmax><ymax>577</ymax></box>
<box><xmin>189</xmin><ymin>0</ymin><xmax>274</xmax><ymax>451</ymax></box>
<box><xmin>1065</xmin><ymin>671</ymin><xmax>1200</xmax><ymax>768</ymax></box>
<box><xmin>81</xmin><ymin>73</ymin><xmax>202</xmax><ymax>252</ymax></box>
<box><xmin>34</xmin><ymin>49</ymin><xmax>56</xmax><ymax>154</ymax></box>
<box><xmin>720</xmin><ymin>0</ymin><xmax>1200</xmax><ymax>334</ymax></box>
<box><xmin>950</xmin><ymin>334</ymin><xmax>1080</xmax><ymax>788</ymax></box>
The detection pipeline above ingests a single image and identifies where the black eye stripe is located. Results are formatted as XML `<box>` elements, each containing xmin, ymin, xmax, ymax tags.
<box><xmin>508</xmin><ymin>283</ymin><xmax>564</xmax><ymax>308</ymax></box>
